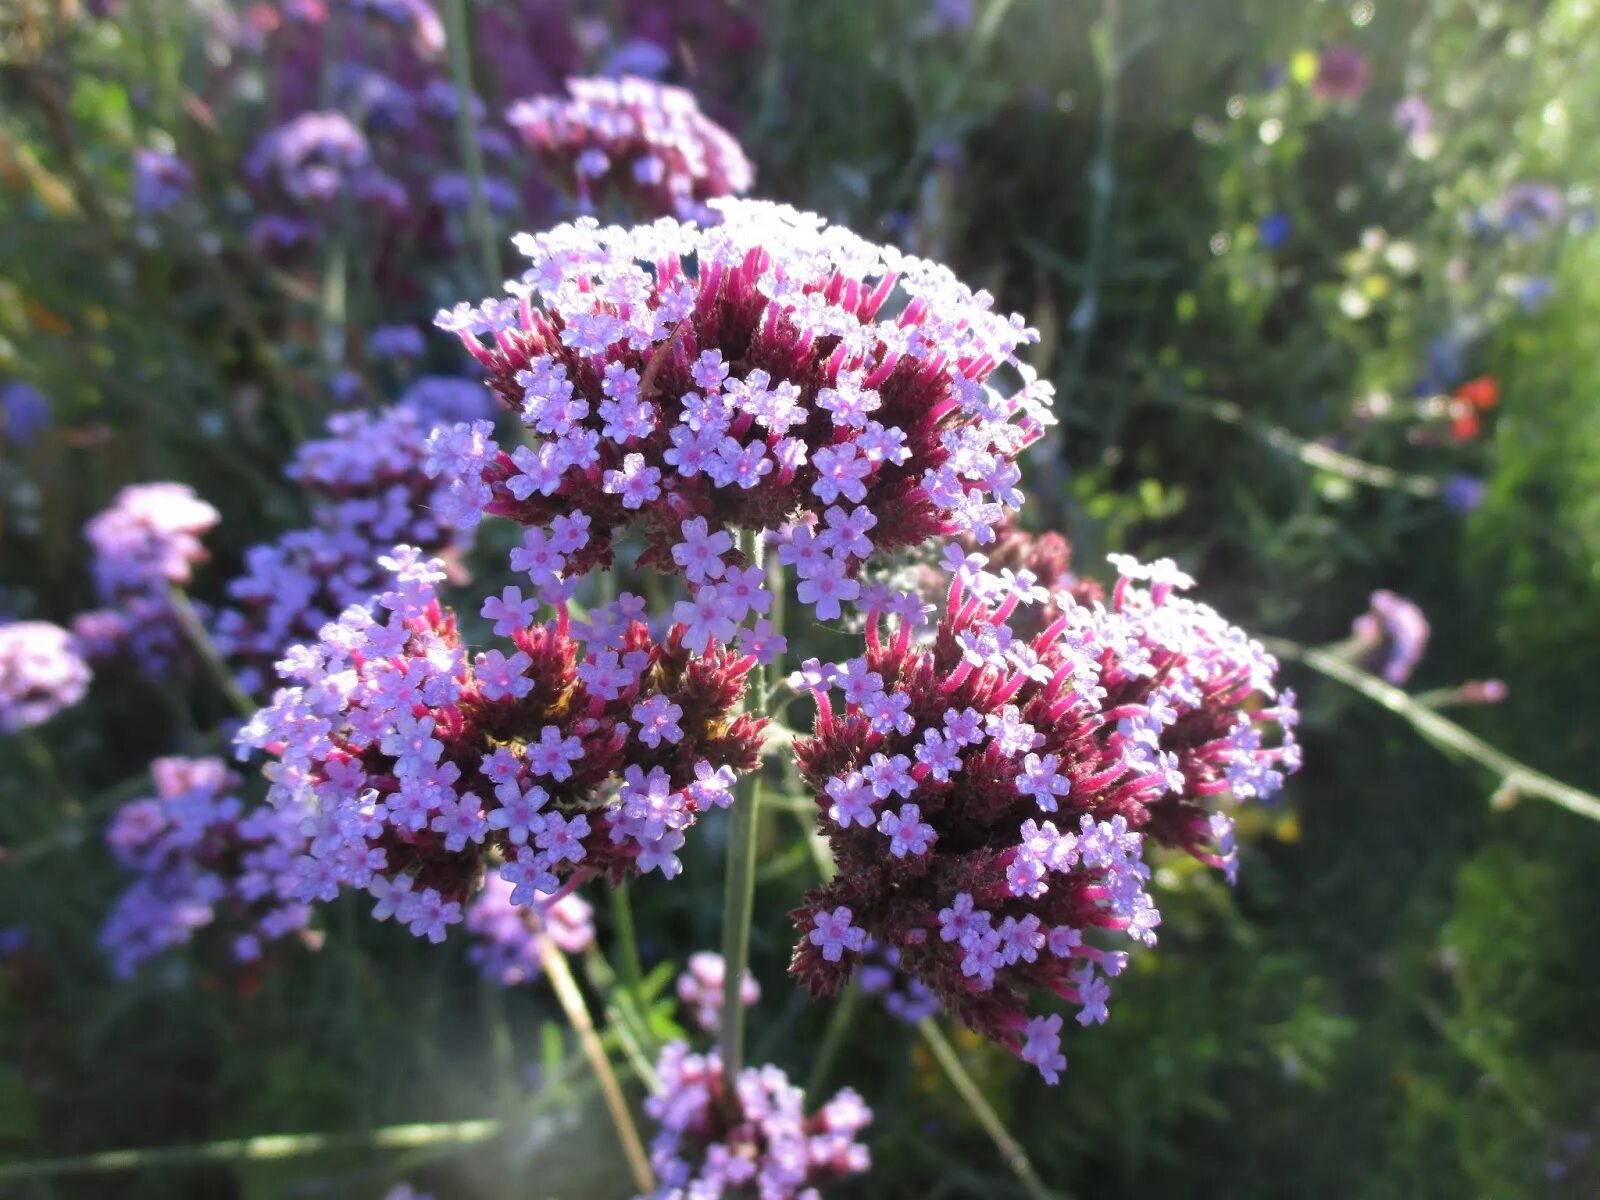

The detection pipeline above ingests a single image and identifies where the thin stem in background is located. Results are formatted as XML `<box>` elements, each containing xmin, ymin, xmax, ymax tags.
<box><xmin>1145</xmin><ymin>389</ymin><xmax>1443</xmax><ymax>498</ymax></box>
<box><xmin>1268</xmin><ymin>638</ymin><xmax>1600</xmax><ymax>822</ymax></box>
<box><xmin>718</xmin><ymin>528</ymin><xmax>770</xmax><ymax>1105</ymax></box>
<box><xmin>19</xmin><ymin>731</ymin><xmax>76</xmax><ymax>819</ymax></box>
<box><xmin>536</xmin><ymin>934</ymin><xmax>655</xmax><ymax>1194</ymax></box>
<box><xmin>167</xmin><ymin>585</ymin><xmax>257</xmax><ymax>719</ymax></box>
<box><xmin>1058</xmin><ymin>0</ymin><xmax>1122</xmax><ymax>415</ymax></box>
<box><xmin>318</xmin><ymin>220</ymin><xmax>348</xmax><ymax>378</ymax></box>
<box><xmin>917</xmin><ymin>1020</ymin><xmax>1061</xmax><ymax>1200</ymax></box>
<box><xmin>802</xmin><ymin>981</ymin><xmax>859</xmax><ymax>1098</ymax></box>
<box><xmin>442</xmin><ymin>0</ymin><xmax>501</xmax><ymax>292</ymax></box>
<box><xmin>0</xmin><ymin>1119</ymin><xmax>501</xmax><ymax>1185</ymax></box>
<box><xmin>480</xmin><ymin>975</ymin><xmax>519</xmax><ymax>1112</ymax></box>
<box><xmin>609</xmin><ymin>884</ymin><xmax>648</xmax><ymax>999</ymax></box>
<box><xmin>603</xmin><ymin>884</ymin><xmax>659</xmax><ymax>1063</ymax></box>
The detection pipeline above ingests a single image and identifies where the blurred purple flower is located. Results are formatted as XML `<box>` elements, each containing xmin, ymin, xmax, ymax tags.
<box><xmin>1314</xmin><ymin>46</ymin><xmax>1370</xmax><ymax>101</ymax></box>
<box><xmin>1</xmin><ymin>381</ymin><xmax>50</xmax><ymax>445</ymax></box>
<box><xmin>368</xmin><ymin>325</ymin><xmax>426</xmax><ymax>360</ymax></box>
<box><xmin>1393</xmin><ymin>96</ymin><xmax>1432</xmax><ymax>138</ymax></box>
<box><xmin>132</xmin><ymin>149</ymin><xmax>193</xmax><ymax>215</ymax></box>
<box><xmin>1352</xmin><ymin>590</ymin><xmax>1430</xmax><ymax>685</ymax></box>
<box><xmin>675</xmin><ymin>950</ymin><xmax>759</xmax><ymax>1033</ymax></box>
<box><xmin>85</xmin><ymin>483</ymin><xmax>218</xmax><ymax>603</ymax></box>
<box><xmin>1258</xmin><ymin>211</ymin><xmax>1292</xmax><ymax>251</ymax></box>
<box><xmin>0</xmin><ymin>621</ymin><xmax>91</xmax><ymax>732</ymax></box>
<box><xmin>1442</xmin><ymin>475</ymin><xmax>1486</xmax><ymax>515</ymax></box>
<box><xmin>1499</xmin><ymin>182</ymin><xmax>1564</xmax><ymax>237</ymax></box>
<box><xmin>465</xmin><ymin>873</ymin><xmax>594</xmax><ymax>986</ymax></box>
<box><xmin>601</xmin><ymin>38</ymin><xmax>672</xmax><ymax>80</ymax></box>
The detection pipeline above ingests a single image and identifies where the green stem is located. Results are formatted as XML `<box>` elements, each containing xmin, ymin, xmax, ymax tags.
<box><xmin>803</xmin><ymin>981</ymin><xmax>860</xmax><ymax>1097</ymax></box>
<box><xmin>537</xmin><ymin>935</ymin><xmax>655</xmax><ymax>1194</ymax></box>
<box><xmin>583</xmin><ymin>946</ymin><xmax>662</xmax><ymax>1088</ymax></box>
<box><xmin>167</xmin><ymin>585</ymin><xmax>256</xmax><ymax>719</ymax></box>
<box><xmin>1146</xmin><ymin>390</ymin><xmax>1443</xmax><ymax>498</ymax></box>
<box><xmin>441</xmin><ymin>0</ymin><xmax>500</xmax><ymax>291</ymax></box>
<box><xmin>480</xmin><ymin>975</ymin><xmax>519</xmax><ymax>1111</ymax></box>
<box><xmin>717</xmin><ymin>761</ymin><xmax>763</xmax><ymax>1091</ymax></box>
<box><xmin>917</xmin><ymin>1020</ymin><xmax>1060</xmax><ymax>1200</ymax></box>
<box><xmin>1059</xmin><ymin>0</ymin><xmax>1121</xmax><ymax>414</ymax></box>
<box><xmin>0</xmin><ymin>1119</ymin><xmax>501</xmax><ymax>1184</ymax></box>
<box><xmin>19</xmin><ymin>731</ymin><xmax>75</xmax><ymax>818</ymax></box>
<box><xmin>719</xmin><ymin>529</ymin><xmax>770</xmax><ymax>1102</ymax></box>
<box><xmin>1267</xmin><ymin>638</ymin><xmax>1600</xmax><ymax>821</ymax></box>
<box><xmin>318</xmin><ymin>223</ymin><xmax>348</xmax><ymax>378</ymax></box>
<box><xmin>610</xmin><ymin>882</ymin><xmax>647</xmax><ymax>1000</ymax></box>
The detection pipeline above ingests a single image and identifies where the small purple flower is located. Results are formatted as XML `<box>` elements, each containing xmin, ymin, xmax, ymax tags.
<box><xmin>642</xmin><ymin>1043</ymin><xmax>872</xmax><ymax>1199</ymax></box>
<box><xmin>675</xmin><ymin>950</ymin><xmax>759</xmax><ymax>1033</ymax></box>
<box><xmin>1351</xmin><ymin>590</ymin><xmax>1430</xmax><ymax>684</ymax></box>
<box><xmin>132</xmin><ymin>148</ymin><xmax>193</xmax><ymax>215</ymax></box>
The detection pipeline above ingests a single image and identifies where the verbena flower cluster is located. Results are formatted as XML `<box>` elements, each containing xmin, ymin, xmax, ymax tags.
<box><xmin>0</xmin><ymin>621</ymin><xmax>91</xmax><ymax>733</ymax></box>
<box><xmin>429</xmin><ymin>199</ymin><xmax>1053</xmax><ymax>659</ymax></box>
<box><xmin>76</xmin><ymin>482</ymin><xmax>219</xmax><ymax>674</ymax></box>
<box><xmin>642</xmin><ymin>1042</ymin><xmax>872</xmax><ymax>1200</ymax></box>
<box><xmin>83</xmin><ymin>482</ymin><xmax>218</xmax><ymax>601</ymax></box>
<box><xmin>1351</xmin><ymin>588</ymin><xmax>1430</xmax><ymax>685</ymax></box>
<box><xmin>100</xmin><ymin>757</ymin><xmax>311</xmax><ymax>977</ymax></box>
<box><xmin>212</xmin><ymin>400</ymin><xmax>488</xmax><ymax>692</ymax></box>
<box><xmin>789</xmin><ymin>554</ymin><xmax>1300</xmax><ymax>1083</ymax></box>
<box><xmin>507</xmin><ymin>76</ymin><xmax>754</xmax><ymax>220</ymax></box>
<box><xmin>676</xmin><ymin>950</ymin><xmax>760</xmax><ymax>1034</ymax></box>
<box><xmin>465</xmin><ymin>872</ymin><xmax>595</xmax><ymax>986</ymax></box>
<box><xmin>238</xmin><ymin>549</ymin><xmax>766</xmax><ymax>942</ymax></box>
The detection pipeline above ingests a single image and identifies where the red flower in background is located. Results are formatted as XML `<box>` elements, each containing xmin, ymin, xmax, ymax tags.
<box><xmin>1450</xmin><ymin>375</ymin><xmax>1499</xmax><ymax>440</ymax></box>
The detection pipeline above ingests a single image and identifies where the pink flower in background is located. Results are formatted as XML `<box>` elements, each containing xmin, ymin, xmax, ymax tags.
<box><xmin>1314</xmin><ymin>45</ymin><xmax>1370</xmax><ymax>101</ymax></box>
<box><xmin>0</xmin><ymin>622</ymin><xmax>91</xmax><ymax>732</ymax></box>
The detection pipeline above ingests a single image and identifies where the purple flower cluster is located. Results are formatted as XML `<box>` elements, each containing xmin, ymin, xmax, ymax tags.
<box><xmin>855</xmin><ymin>938</ymin><xmax>940</xmax><ymax>1023</ymax></box>
<box><xmin>248</xmin><ymin>111</ymin><xmax>381</xmax><ymax>206</ymax></box>
<box><xmin>84</xmin><ymin>482</ymin><xmax>218</xmax><ymax>602</ymax></box>
<box><xmin>0</xmin><ymin>621</ymin><xmax>91</xmax><ymax>733</ymax></box>
<box><xmin>676</xmin><ymin>950</ymin><xmax>760</xmax><ymax>1034</ymax></box>
<box><xmin>230</xmin><ymin>2</ymin><xmax>539</xmax><ymax>273</ymax></box>
<box><xmin>75</xmin><ymin>482</ymin><xmax>219</xmax><ymax>674</ymax></box>
<box><xmin>100</xmin><ymin>757</ymin><xmax>311</xmax><ymax>977</ymax></box>
<box><xmin>238</xmin><ymin>549</ymin><xmax>766</xmax><ymax>943</ymax></box>
<box><xmin>507</xmin><ymin>75</ymin><xmax>753</xmax><ymax>221</ymax></box>
<box><xmin>1351</xmin><ymin>589</ymin><xmax>1430</xmax><ymax>685</ymax></box>
<box><xmin>642</xmin><ymin>1042</ymin><xmax>872</xmax><ymax>1200</ymax></box>
<box><xmin>464</xmin><ymin>872</ymin><xmax>595</xmax><ymax>986</ymax></box>
<box><xmin>429</xmin><ymin>200</ymin><xmax>1052</xmax><ymax>660</ymax></box>
<box><xmin>212</xmin><ymin>401</ymin><xmax>487</xmax><ymax>691</ymax></box>
<box><xmin>789</xmin><ymin>554</ymin><xmax>1300</xmax><ymax>1083</ymax></box>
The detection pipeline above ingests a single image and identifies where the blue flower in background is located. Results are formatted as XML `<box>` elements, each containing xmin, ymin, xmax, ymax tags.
<box><xmin>1443</xmin><ymin>475</ymin><xmax>1487</xmax><ymax>515</ymax></box>
<box><xmin>1516</xmin><ymin>276</ymin><xmax>1554</xmax><ymax>313</ymax></box>
<box><xmin>1415</xmin><ymin>335</ymin><xmax>1464</xmax><ymax>396</ymax></box>
<box><xmin>601</xmin><ymin>38</ymin><xmax>671</xmax><ymax>80</ymax></box>
<box><xmin>132</xmin><ymin>148</ymin><xmax>192</xmax><ymax>215</ymax></box>
<box><xmin>0</xmin><ymin>381</ymin><xmax>50</xmax><ymax>444</ymax></box>
<box><xmin>1258</xmin><ymin>211</ymin><xmax>1292</xmax><ymax>251</ymax></box>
